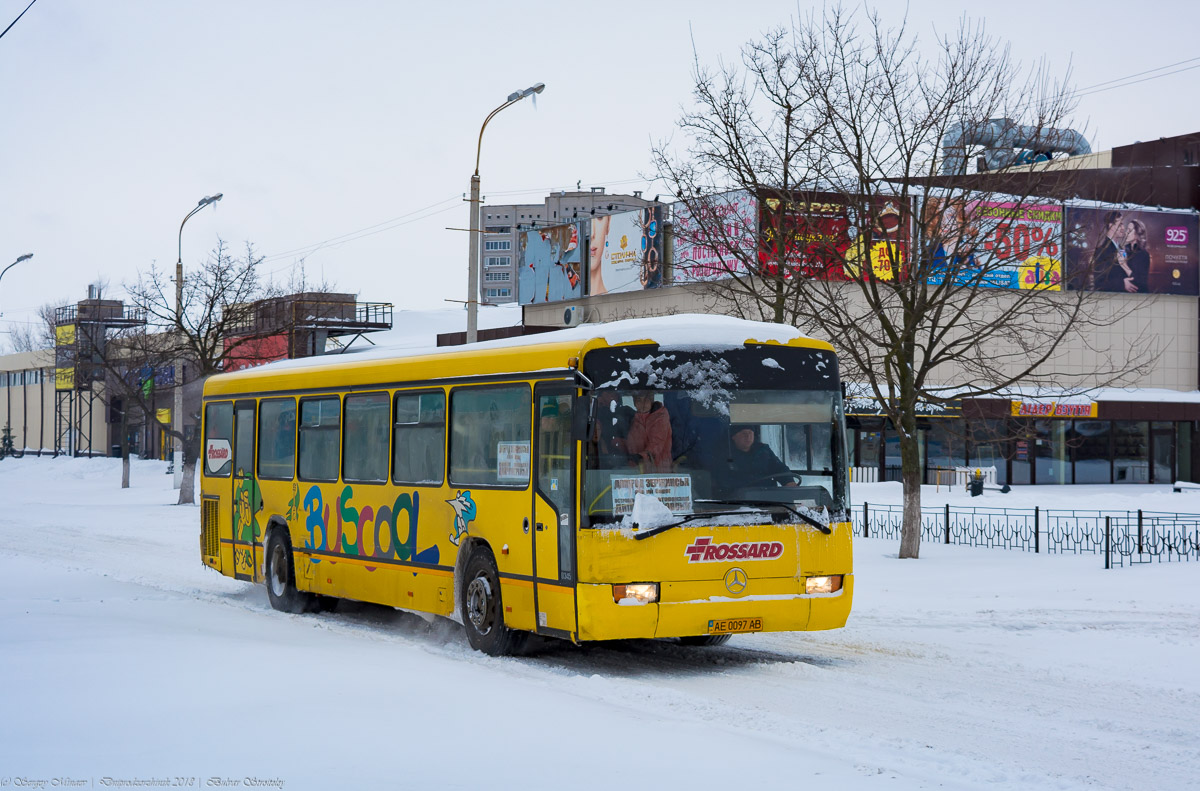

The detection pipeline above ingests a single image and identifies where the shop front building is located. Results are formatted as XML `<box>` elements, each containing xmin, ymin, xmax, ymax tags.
<box><xmin>846</xmin><ymin>394</ymin><xmax>1199</xmax><ymax>486</ymax></box>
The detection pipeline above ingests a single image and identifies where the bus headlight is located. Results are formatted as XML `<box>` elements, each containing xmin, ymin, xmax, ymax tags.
<box><xmin>805</xmin><ymin>575</ymin><xmax>843</xmax><ymax>594</ymax></box>
<box><xmin>613</xmin><ymin>583</ymin><xmax>659</xmax><ymax>605</ymax></box>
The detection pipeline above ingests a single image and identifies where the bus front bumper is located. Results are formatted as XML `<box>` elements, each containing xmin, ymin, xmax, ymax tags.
<box><xmin>575</xmin><ymin>574</ymin><xmax>853</xmax><ymax>641</ymax></box>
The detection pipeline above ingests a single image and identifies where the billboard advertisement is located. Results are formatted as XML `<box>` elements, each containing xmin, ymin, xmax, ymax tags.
<box><xmin>1064</xmin><ymin>206</ymin><xmax>1199</xmax><ymax>294</ymax></box>
<box><xmin>587</xmin><ymin>206</ymin><xmax>664</xmax><ymax>296</ymax></box>
<box><xmin>517</xmin><ymin>223</ymin><xmax>584</xmax><ymax>304</ymax></box>
<box><xmin>757</xmin><ymin>192</ymin><xmax>906</xmax><ymax>282</ymax></box>
<box><xmin>925</xmin><ymin>199</ymin><xmax>1063</xmax><ymax>290</ymax></box>
<box><xmin>673</xmin><ymin>190</ymin><xmax>758</xmax><ymax>283</ymax></box>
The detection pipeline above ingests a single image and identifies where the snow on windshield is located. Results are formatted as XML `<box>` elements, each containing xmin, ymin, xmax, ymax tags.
<box><xmin>598</xmin><ymin>353</ymin><xmax>737</xmax><ymax>413</ymax></box>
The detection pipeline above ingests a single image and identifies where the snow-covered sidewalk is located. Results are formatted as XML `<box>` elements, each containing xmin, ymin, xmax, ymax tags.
<box><xmin>1</xmin><ymin>457</ymin><xmax>1196</xmax><ymax>790</ymax></box>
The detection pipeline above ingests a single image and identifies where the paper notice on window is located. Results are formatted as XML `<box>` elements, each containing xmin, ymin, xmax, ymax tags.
<box><xmin>611</xmin><ymin>474</ymin><xmax>693</xmax><ymax>516</ymax></box>
<box><xmin>496</xmin><ymin>441</ymin><xmax>530</xmax><ymax>482</ymax></box>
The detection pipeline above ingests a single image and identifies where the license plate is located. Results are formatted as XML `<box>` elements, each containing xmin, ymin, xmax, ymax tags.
<box><xmin>707</xmin><ymin>617</ymin><xmax>763</xmax><ymax>634</ymax></box>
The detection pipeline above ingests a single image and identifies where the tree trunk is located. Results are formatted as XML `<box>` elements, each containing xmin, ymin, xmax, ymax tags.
<box><xmin>120</xmin><ymin>407</ymin><xmax>130</xmax><ymax>489</ymax></box>
<box><xmin>897</xmin><ymin>416</ymin><xmax>923</xmax><ymax>559</ymax></box>
<box><xmin>177</xmin><ymin>456</ymin><xmax>196</xmax><ymax>505</ymax></box>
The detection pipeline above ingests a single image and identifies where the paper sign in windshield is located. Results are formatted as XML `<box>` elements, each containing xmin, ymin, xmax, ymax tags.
<box><xmin>496</xmin><ymin>441</ymin><xmax>530</xmax><ymax>482</ymax></box>
<box><xmin>611</xmin><ymin>474</ymin><xmax>693</xmax><ymax>516</ymax></box>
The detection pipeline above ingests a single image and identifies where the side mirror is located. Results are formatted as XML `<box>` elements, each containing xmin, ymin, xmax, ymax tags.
<box><xmin>571</xmin><ymin>394</ymin><xmax>594</xmax><ymax>441</ymax></box>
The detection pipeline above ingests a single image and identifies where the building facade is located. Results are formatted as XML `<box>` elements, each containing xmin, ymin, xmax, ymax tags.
<box><xmin>481</xmin><ymin>187</ymin><xmax>653</xmax><ymax>304</ymax></box>
<box><xmin>520</xmin><ymin>133</ymin><xmax>1200</xmax><ymax>486</ymax></box>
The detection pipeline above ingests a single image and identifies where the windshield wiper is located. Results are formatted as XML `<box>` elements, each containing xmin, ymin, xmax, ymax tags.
<box><xmin>694</xmin><ymin>498</ymin><xmax>833</xmax><ymax>534</ymax></box>
<box><xmin>632</xmin><ymin>510</ymin><xmax>755</xmax><ymax>541</ymax></box>
<box><xmin>632</xmin><ymin>500</ymin><xmax>834</xmax><ymax>540</ymax></box>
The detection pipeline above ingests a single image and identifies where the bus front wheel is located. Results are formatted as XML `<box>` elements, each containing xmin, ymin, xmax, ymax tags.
<box><xmin>265</xmin><ymin>529</ymin><xmax>312</xmax><ymax>614</ymax></box>
<box><xmin>679</xmin><ymin>634</ymin><xmax>732</xmax><ymax>647</ymax></box>
<box><xmin>461</xmin><ymin>547</ymin><xmax>526</xmax><ymax>656</ymax></box>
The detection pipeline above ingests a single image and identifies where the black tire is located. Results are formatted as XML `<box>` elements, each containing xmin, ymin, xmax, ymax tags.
<box><xmin>312</xmin><ymin>595</ymin><xmax>340</xmax><ymax>613</ymax></box>
<box><xmin>461</xmin><ymin>546</ymin><xmax>527</xmax><ymax>656</ymax></box>
<box><xmin>679</xmin><ymin>634</ymin><xmax>733</xmax><ymax>647</ymax></box>
<box><xmin>265</xmin><ymin>529</ymin><xmax>312</xmax><ymax>614</ymax></box>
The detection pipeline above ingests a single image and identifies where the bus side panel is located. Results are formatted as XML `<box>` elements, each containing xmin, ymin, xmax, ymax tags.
<box><xmin>280</xmin><ymin>480</ymin><xmax>465</xmax><ymax>617</ymax></box>
<box><xmin>459</xmin><ymin>487</ymin><xmax>536</xmax><ymax>631</ymax></box>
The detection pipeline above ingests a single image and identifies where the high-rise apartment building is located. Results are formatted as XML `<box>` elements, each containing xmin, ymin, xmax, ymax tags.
<box><xmin>480</xmin><ymin>187</ymin><xmax>653</xmax><ymax>304</ymax></box>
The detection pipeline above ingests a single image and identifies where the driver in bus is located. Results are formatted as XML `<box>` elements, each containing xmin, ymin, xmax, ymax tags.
<box><xmin>727</xmin><ymin>424</ymin><xmax>796</xmax><ymax>490</ymax></box>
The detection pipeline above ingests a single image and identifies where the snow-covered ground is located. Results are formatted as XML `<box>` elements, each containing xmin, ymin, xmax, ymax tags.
<box><xmin>1</xmin><ymin>457</ymin><xmax>1197</xmax><ymax>790</ymax></box>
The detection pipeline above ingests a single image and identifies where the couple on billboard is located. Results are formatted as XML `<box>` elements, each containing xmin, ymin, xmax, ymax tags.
<box><xmin>1089</xmin><ymin>210</ymin><xmax>1149</xmax><ymax>293</ymax></box>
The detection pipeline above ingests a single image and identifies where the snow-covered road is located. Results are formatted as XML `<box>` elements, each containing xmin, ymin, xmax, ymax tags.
<box><xmin>1</xmin><ymin>457</ymin><xmax>1196</xmax><ymax>790</ymax></box>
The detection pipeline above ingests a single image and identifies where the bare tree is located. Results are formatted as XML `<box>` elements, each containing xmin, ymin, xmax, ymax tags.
<box><xmin>103</xmin><ymin>240</ymin><xmax>333</xmax><ymax>503</ymax></box>
<box><xmin>657</xmin><ymin>8</ymin><xmax>1156</xmax><ymax>558</ymax></box>
<box><xmin>5</xmin><ymin>300</ymin><xmax>65</xmax><ymax>353</ymax></box>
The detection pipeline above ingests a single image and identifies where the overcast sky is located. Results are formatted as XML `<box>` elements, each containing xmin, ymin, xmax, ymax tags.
<box><xmin>2</xmin><ymin>0</ymin><xmax>1197</xmax><ymax>347</ymax></box>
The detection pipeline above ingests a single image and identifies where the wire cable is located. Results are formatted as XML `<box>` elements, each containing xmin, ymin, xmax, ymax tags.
<box><xmin>0</xmin><ymin>0</ymin><xmax>36</xmax><ymax>42</ymax></box>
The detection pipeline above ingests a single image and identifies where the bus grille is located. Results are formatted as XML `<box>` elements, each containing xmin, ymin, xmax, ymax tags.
<box><xmin>201</xmin><ymin>499</ymin><xmax>220</xmax><ymax>557</ymax></box>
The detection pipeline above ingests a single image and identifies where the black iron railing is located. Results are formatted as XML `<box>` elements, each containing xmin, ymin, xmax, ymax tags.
<box><xmin>850</xmin><ymin>502</ymin><xmax>1200</xmax><ymax>568</ymax></box>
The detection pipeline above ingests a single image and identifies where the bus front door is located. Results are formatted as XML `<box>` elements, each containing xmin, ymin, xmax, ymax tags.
<box><xmin>230</xmin><ymin>400</ymin><xmax>259</xmax><ymax>582</ymax></box>
<box><xmin>532</xmin><ymin>384</ymin><xmax>577</xmax><ymax>638</ymax></box>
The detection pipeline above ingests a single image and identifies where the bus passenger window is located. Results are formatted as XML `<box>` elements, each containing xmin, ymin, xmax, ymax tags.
<box><xmin>257</xmin><ymin>398</ymin><xmax>296</xmax><ymax>479</ymax></box>
<box><xmin>299</xmin><ymin>396</ymin><xmax>341</xmax><ymax>482</ymax></box>
<box><xmin>203</xmin><ymin>402</ymin><xmax>233</xmax><ymax>477</ymax></box>
<box><xmin>344</xmin><ymin>393</ymin><xmax>390</xmax><ymax>483</ymax></box>
<box><xmin>393</xmin><ymin>391</ymin><xmax>445</xmax><ymax>485</ymax></box>
<box><xmin>450</xmin><ymin>385</ymin><xmax>531</xmax><ymax>487</ymax></box>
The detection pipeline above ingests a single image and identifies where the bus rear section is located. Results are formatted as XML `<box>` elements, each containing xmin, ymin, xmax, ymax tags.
<box><xmin>574</xmin><ymin>341</ymin><xmax>853</xmax><ymax>642</ymax></box>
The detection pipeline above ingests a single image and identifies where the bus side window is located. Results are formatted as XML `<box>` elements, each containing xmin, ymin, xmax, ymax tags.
<box><xmin>299</xmin><ymin>396</ymin><xmax>341</xmax><ymax>482</ymax></box>
<box><xmin>257</xmin><ymin>398</ymin><xmax>296</xmax><ymax>480</ymax></box>
<box><xmin>393</xmin><ymin>391</ymin><xmax>445</xmax><ymax>485</ymax></box>
<box><xmin>450</xmin><ymin>385</ymin><xmax>531</xmax><ymax>487</ymax></box>
<box><xmin>343</xmin><ymin>392</ymin><xmax>390</xmax><ymax>483</ymax></box>
<box><xmin>203</xmin><ymin>402</ymin><xmax>233</xmax><ymax>477</ymax></box>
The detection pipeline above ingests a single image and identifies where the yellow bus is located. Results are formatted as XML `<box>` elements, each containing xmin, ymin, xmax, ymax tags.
<box><xmin>199</xmin><ymin>314</ymin><xmax>853</xmax><ymax>654</ymax></box>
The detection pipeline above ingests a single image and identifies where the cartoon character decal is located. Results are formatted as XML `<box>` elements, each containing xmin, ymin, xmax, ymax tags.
<box><xmin>285</xmin><ymin>482</ymin><xmax>301</xmax><ymax>523</ymax></box>
<box><xmin>445</xmin><ymin>490</ymin><xmax>477</xmax><ymax>546</ymax></box>
<box><xmin>233</xmin><ymin>470</ymin><xmax>263</xmax><ymax>543</ymax></box>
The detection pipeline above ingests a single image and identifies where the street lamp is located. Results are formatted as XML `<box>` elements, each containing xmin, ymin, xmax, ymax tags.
<box><xmin>173</xmin><ymin>193</ymin><xmax>222</xmax><ymax>488</ymax></box>
<box><xmin>466</xmin><ymin>82</ymin><xmax>544</xmax><ymax>343</ymax></box>
<box><xmin>0</xmin><ymin>253</ymin><xmax>32</xmax><ymax>291</ymax></box>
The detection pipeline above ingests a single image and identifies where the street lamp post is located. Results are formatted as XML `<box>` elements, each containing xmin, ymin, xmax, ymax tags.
<box><xmin>467</xmin><ymin>82</ymin><xmax>544</xmax><ymax>343</ymax></box>
<box><xmin>0</xmin><ymin>253</ymin><xmax>32</xmax><ymax>291</ymax></box>
<box><xmin>173</xmin><ymin>193</ymin><xmax>222</xmax><ymax>489</ymax></box>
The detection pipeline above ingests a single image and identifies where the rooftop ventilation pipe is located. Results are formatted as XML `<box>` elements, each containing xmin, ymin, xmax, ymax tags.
<box><xmin>940</xmin><ymin>118</ymin><xmax>1091</xmax><ymax>175</ymax></box>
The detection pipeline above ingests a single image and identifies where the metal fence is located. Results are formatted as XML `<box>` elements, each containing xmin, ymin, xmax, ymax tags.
<box><xmin>850</xmin><ymin>503</ymin><xmax>1200</xmax><ymax>568</ymax></box>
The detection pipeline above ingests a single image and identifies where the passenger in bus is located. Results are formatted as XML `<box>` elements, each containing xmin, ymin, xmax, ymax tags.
<box><xmin>592</xmin><ymin>391</ymin><xmax>635</xmax><ymax>468</ymax></box>
<box><xmin>625</xmin><ymin>391</ymin><xmax>673</xmax><ymax>473</ymax></box>
<box><xmin>665</xmin><ymin>392</ymin><xmax>725</xmax><ymax>471</ymax></box>
<box><xmin>727</xmin><ymin>424</ymin><xmax>795</xmax><ymax>490</ymax></box>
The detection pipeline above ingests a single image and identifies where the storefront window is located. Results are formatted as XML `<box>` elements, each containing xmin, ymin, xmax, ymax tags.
<box><xmin>1070</xmin><ymin>419</ymin><xmax>1111</xmax><ymax>484</ymax></box>
<box><xmin>1112</xmin><ymin>421</ymin><xmax>1149</xmax><ymax>483</ymax></box>
<box><xmin>1151</xmin><ymin>422</ymin><xmax>1174</xmax><ymax>484</ymax></box>
<box><xmin>971</xmin><ymin>419</ymin><xmax>1010</xmax><ymax>486</ymax></box>
<box><xmin>926</xmin><ymin>422</ymin><xmax>967</xmax><ymax>480</ymax></box>
<box><xmin>1177</xmin><ymin>422</ymin><xmax>1193</xmax><ymax>484</ymax></box>
<box><xmin>857</xmin><ymin>421</ymin><xmax>882</xmax><ymax>470</ymax></box>
<box><xmin>1034</xmin><ymin>420</ymin><xmax>1069</xmax><ymax>484</ymax></box>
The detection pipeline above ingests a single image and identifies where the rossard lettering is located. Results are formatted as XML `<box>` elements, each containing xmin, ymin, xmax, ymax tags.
<box><xmin>684</xmin><ymin>536</ymin><xmax>784</xmax><ymax>563</ymax></box>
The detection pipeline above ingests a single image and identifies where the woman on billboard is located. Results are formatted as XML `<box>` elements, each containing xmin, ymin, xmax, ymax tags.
<box><xmin>1121</xmin><ymin>218</ymin><xmax>1150</xmax><ymax>293</ymax></box>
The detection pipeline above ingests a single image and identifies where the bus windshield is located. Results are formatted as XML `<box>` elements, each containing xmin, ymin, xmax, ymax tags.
<box><xmin>581</xmin><ymin>345</ymin><xmax>848</xmax><ymax>526</ymax></box>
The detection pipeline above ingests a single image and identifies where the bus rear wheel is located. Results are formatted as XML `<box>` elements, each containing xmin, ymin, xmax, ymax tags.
<box><xmin>265</xmin><ymin>529</ymin><xmax>312</xmax><ymax>614</ymax></box>
<box><xmin>461</xmin><ymin>547</ymin><xmax>526</xmax><ymax>656</ymax></box>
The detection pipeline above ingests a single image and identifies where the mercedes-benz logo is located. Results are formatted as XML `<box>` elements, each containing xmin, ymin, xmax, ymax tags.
<box><xmin>724</xmin><ymin>567</ymin><xmax>748</xmax><ymax>595</ymax></box>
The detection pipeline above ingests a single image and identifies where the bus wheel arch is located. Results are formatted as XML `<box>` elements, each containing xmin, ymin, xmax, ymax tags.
<box><xmin>264</xmin><ymin>524</ymin><xmax>313</xmax><ymax>614</ymax></box>
<box><xmin>459</xmin><ymin>542</ymin><xmax>526</xmax><ymax>656</ymax></box>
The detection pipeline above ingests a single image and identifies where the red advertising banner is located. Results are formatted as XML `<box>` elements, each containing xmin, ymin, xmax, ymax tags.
<box><xmin>757</xmin><ymin>192</ymin><xmax>906</xmax><ymax>281</ymax></box>
<box><xmin>224</xmin><ymin>333</ymin><xmax>289</xmax><ymax>371</ymax></box>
